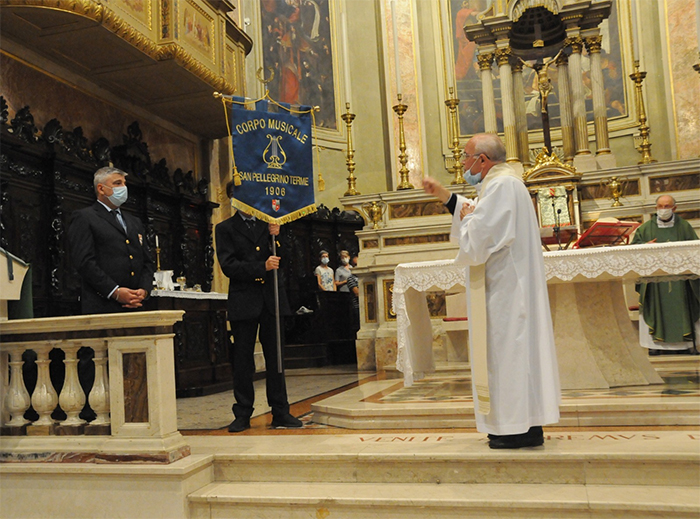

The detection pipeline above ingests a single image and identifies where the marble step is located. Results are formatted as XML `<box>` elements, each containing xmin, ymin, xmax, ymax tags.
<box><xmin>211</xmin><ymin>449</ymin><xmax>699</xmax><ymax>487</ymax></box>
<box><xmin>188</xmin><ymin>481</ymin><xmax>700</xmax><ymax>519</ymax></box>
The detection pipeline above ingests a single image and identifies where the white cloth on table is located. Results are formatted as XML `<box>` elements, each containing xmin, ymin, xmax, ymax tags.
<box><xmin>450</xmin><ymin>163</ymin><xmax>561</xmax><ymax>435</ymax></box>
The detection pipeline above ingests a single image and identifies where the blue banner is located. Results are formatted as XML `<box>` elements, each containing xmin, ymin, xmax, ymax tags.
<box><xmin>229</xmin><ymin>101</ymin><xmax>316</xmax><ymax>224</ymax></box>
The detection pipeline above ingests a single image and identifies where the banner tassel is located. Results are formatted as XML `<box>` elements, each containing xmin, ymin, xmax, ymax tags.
<box><xmin>232</xmin><ymin>166</ymin><xmax>241</xmax><ymax>187</ymax></box>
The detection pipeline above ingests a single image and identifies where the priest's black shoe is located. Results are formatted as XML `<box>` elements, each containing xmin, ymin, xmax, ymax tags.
<box><xmin>228</xmin><ymin>417</ymin><xmax>250</xmax><ymax>433</ymax></box>
<box><xmin>271</xmin><ymin>414</ymin><xmax>303</xmax><ymax>429</ymax></box>
<box><xmin>488</xmin><ymin>426</ymin><xmax>544</xmax><ymax>449</ymax></box>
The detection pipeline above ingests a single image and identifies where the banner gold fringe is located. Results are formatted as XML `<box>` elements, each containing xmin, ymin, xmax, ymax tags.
<box><xmin>230</xmin><ymin>198</ymin><xmax>318</xmax><ymax>226</ymax></box>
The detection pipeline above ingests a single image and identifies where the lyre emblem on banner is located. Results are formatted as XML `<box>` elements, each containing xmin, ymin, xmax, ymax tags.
<box><xmin>263</xmin><ymin>134</ymin><xmax>286</xmax><ymax>169</ymax></box>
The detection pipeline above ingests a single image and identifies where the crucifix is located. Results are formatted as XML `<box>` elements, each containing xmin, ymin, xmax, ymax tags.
<box><xmin>519</xmin><ymin>48</ymin><xmax>563</xmax><ymax>155</ymax></box>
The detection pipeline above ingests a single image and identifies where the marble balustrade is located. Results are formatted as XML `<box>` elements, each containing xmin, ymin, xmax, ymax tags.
<box><xmin>0</xmin><ymin>310</ymin><xmax>190</xmax><ymax>463</ymax></box>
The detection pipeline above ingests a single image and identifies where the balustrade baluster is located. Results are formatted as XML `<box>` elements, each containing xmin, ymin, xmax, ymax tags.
<box><xmin>89</xmin><ymin>341</ymin><xmax>110</xmax><ymax>428</ymax></box>
<box><xmin>58</xmin><ymin>344</ymin><xmax>86</xmax><ymax>427</ymax></box>
<box><xmin>4</xmin><ymin>346</ymin><xmax>31</xmax><ymax>427</ymax></box>
<box><xmin>30</xmin><ymin>344</ymin><xmax>59</xmax><ymax>429</ymax></box>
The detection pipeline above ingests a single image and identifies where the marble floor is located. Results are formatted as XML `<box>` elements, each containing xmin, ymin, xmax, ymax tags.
<box><xmin>179</xmin><ymin>355</ymin><xmax>700</xmax><ymax>434</ymax></box>
<box><xmin>177</xmin><ymin>364</ymin><xmax>375</xmax><ymax>430</ymax></box>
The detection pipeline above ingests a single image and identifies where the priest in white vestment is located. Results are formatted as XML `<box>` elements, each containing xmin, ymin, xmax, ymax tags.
<box><xmin>423</xmin><ymin>133</ymin><xmax>560</xmax><ymax>449</ymax></box>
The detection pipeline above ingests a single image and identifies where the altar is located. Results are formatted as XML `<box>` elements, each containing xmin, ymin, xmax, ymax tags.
<box><xmin>394</xmin><ymin>241</ymin><xmax>700</xmax><ymax>390</ymax></box>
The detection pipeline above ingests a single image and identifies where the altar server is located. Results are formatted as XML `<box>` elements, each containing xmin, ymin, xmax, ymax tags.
<box><xmin>422</xmin><ymin>133</ymin><xmax>560</xmax><ymax>449</ymax></box>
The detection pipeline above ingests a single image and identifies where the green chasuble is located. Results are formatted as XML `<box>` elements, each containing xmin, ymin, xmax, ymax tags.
<box><xmin>632</xmin><ymin>215</ymin><xmax>700</xmax><ymax>343</ymax></box>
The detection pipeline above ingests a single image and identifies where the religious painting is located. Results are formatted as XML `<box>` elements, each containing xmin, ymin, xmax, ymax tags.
<box><xmin>114</xmin><ymin>0</ymin><xmax>151</xmax><ymax>31</ymax></box>
<box><xmin>183</xmin><ymin>2</ymin><xmax>214</xmax><ymax>58</ymax></box>
<box><xmin>260</xmin><ymin>0</ymin><xmax>337</xmax><ymax>130</ymax></box>
<box><xmin>450</xmin><ymin>0</ymin><xmax>627</xmax><ymax>137</ymax></box>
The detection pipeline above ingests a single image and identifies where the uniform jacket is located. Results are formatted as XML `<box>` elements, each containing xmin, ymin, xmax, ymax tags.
<box><xmin>68</xmin><ymin>202</ymin><xmax>154</xmax><ymax>314</ymax></box>
<box><xmin>215</xmin><ymin>212</ymin><xmax>291</xmax><ymax>321</ymax></box>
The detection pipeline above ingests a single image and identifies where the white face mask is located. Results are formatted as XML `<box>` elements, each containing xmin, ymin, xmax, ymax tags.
<box><xmin>657</xmin><ymin>208</ymin><xmax>673</xmax><ymax>221</ymax></box>
<box><xmin>341</xmin><ymin>257</ymin><xmax>349</xmax><ymax>265</ymax></box>
<box><xmin>321</xmin><ymin>257</ymin><xmax>329</xmax><ymax>265</ymax></box>
<box><xmin>106</xmin><ymin>185</ymin><xmax>128</xmax><ymax>207</ymax></box>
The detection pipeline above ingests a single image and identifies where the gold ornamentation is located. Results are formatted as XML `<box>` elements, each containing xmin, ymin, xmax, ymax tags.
<box><xmin>444</xmin><ymin>88</ymin><xmax>464</xmax><ymax>185</ymax></box>
<box><xmin>477</xmin><ymin>52</ymin><xmax>494</xmax><ymax>70</ymax></box>
<box><xmin>361</xmin><ymin>201</ymin><xmax>387</xmax><ymax>230</ymax></box>
<box><xmin>629</xmin><ymin>60</ymin><xmax>657</xmax><ymax>164</ymax></box>
<box><xmin>565</xmin><ymin>36</ymin><xmax>584</xmax><ymax>54</ymax></box>
<box><xmin>383</xmin><ymin>280</ymin><xmax>396</xmax><ymax>321</ymax></box>
<box><xmin>392</xmin><ymin>94</ymin><xmax>413</xmax><ymax>190</ymax></box>
<box><xmin>494</xmin><ymin>47</ymin><xmax>511</xmax><ymax>66</ymax></box>
<box><xmin>523</xmin><ymin>148</ymin><xmax>578</xmax><ymax>182</ymax></box>
<box><xmin>256</xmin><ymin>67</ymin><xmax>275</xmax><ymax>84</ymax></box>
<box><xmin>1</xmin><ymin>0</ymin><xmax>239</xmax><ymax>95</ymax></box>
<box><xmin>341</xmin><ymin>103</ymin><xmax>360</xmax><ymax>196</ymax></box>
<box><xmin>602</xmin><ymin>176</ymin><xmax>625</xmax><ymax>207</ymax></box>
<box><xmin>584</xmin><ymin>35</ymin><xmax>603</xmax><ymax>53</ymax></box>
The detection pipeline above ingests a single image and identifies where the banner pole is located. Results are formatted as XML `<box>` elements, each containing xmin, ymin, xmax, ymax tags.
<box><xmin>272</xmin><ymin>235</ymin><xmax>283</xmax><ymax>373</ymax></box>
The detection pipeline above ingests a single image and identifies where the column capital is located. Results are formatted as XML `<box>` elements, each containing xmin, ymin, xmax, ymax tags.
<box><xmin>565</xmin><ymin>36</ymin><xmax>584</xmax><ymax>53</ymax></box>
<box><xmin>555</xmin><ymin>52</ymin><xmax>570</xmax><ymax>67</ymax></box>
<box><xmin>477</xmin><ymin>52</ymin><xmax>495</xmax><ymax>70</ymax></box>
<box><xmin>584</xmin><ymin>35</ymin><xmax>603</xmax><ymax>53</ymax></box>
<box><xmin>511</xmin><ymin>59</ymin><xmax>524</xmax><ymax>73</ymax></box>
<box><xmin>495</xmin><ymin>47</ymin><xmax>512</xmax><ymax>66</ymax></box>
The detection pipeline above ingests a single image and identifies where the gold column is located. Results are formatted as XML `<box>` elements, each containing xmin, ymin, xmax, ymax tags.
<box><xmin>477</xmin><ymin>51</ymin><xmax>498</xmax><ymax>134</ymax></box>
<box><xmin>584</xmin><ymin>35</ymin><xmax>611</xmax><ymax>155</ymax></box>
<box><xmin>511</xmin><ymin>60</ymin><xmax>531</xmax><ymax>167</ymax></box>
<box><xmin>495</xmin><ymin>46</ymin><xmax>519</xmax><ymax>165</ymax></box>
<box><xmin>555</xmin><ymin>52</ymin><xmax>575</xmax><ymax>164</ymax></box>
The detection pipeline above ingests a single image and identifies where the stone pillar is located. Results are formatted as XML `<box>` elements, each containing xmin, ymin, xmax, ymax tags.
<box><xmin>567</xmin><ymin>35</ymin><xmax>597</xmax><ymax>171</ymax></box>
<box><xmin>477</xmin><ymin>51</ymin><xmax>498</xmax><ymax>134</ymax></box>
<box><xmin>29</xmin><ymin>344</ymin><xmax>58</xmax><ymax>431</ymax></box>
<box><xmin>556</xmin><ymin>52</ymin><xmax>575</xmax><ymax>165</ymax></box>
<box><xmin>511</xmin><ymin>59</ymin><xmax>530</xmax><ymax>166</ymax></box>
<box><xmin>495</xmin><ymin>46</ymin><xmax>520</xmax><ymax>171</ymax></box>
<box><xmin>585</xmin><ymin>34</ymin><xmax>617</xmax><ymax>169</ymax></box>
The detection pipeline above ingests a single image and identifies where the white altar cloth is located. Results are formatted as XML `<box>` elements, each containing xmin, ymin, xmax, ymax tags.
<box><xmin>394</xmin><ymin>241</ymin><xmax>700</xmax><ymax>388</ymax></box>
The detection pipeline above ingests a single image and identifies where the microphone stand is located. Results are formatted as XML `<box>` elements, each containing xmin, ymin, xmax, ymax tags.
<box><xmin>552</xmin><ymin>199</ymin><xmax>562</xmax><ymax>250</ymax></box>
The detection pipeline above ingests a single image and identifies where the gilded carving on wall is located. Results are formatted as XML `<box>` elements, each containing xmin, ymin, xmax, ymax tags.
<box><xmin>115</xmin><ymin>0</ymin><xmax>152</xmax><ymax>31</ymax></box>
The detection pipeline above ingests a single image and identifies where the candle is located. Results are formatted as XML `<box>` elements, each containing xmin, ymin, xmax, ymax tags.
<box><xmin>391</xmin><ymin>0</ymin><xmax>402</xmax><ymax>94</ymax></box>
<box><xmin>696</xmin><ymin>0</ymin><xmax>700</xmax><ymax>51</ymax></box>
<box><xmin>630</xmin><ymin>0</ymin><xmax>639</xmax><ymax>62</ymax></box>
<box><xmin>156</xmin><ymin>235</ymin><xmax>159</xmax><ymax>248</ymax></box>
<box><xmin>342</xmin><ymin>9</ymin><xmax>352</xmax><ymax>103</ymax></box>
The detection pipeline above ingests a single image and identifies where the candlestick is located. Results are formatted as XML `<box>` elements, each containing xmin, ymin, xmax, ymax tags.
<box><xmin>445</xmin><ymin>88</ymin><xmax>464</xmax><ymax>184</ymax></box>
<box><xmin>391</xmin><ymin>0</ymin><xmax>402</xmax><ymax>94</ymax></box>
<box><xmin>342</xmin><ymin>103</ymin><xmax>360</xmax><ymax>196</ymax></box>
<box><xmin>156</xmin><ymin>247</ymin><xmax>162</xmax><ymax>271</ymax></box>
<box><xmin>393</xmin><ymin>93</ymin><xmax>413</xmax><ymax>190</ymax></box>
<box><xmin>629</xmin><ymin>60</ymin><xmax>656</xmax><ymax>164</ymax></box>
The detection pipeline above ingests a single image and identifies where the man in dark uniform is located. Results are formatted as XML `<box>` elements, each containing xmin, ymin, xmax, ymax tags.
<box><xmin>68</xmin><ymin>166</ymin><xmax>154</xmax><ymax>313</ymax></box>
<box><xmin>215</xmin><ymin>205</ymin><xmax>302</xmax><ymax>432</ymax></box>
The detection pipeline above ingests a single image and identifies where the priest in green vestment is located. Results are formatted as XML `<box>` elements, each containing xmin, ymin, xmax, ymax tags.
<box><xmin>632</xmin><ymin>195</ymin><xmax>699</xmax><ymax>354</ymax></box>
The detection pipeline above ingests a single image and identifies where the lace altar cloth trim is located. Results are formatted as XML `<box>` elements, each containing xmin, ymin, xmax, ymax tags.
<box><xmin>393</xmin><ymin>241</ymin><xmax>700</xmax><ymax>381</ymax></box>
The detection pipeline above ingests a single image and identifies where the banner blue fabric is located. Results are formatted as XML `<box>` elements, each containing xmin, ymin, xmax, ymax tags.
<box><xmin>229</xmin><ymin>105</ymin><xmax>316</xmax><ymax>224</ymax></box>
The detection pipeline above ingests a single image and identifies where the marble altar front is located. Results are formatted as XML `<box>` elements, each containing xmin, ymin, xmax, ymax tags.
<box><xmin>393</xmin><ymin>241</ymin><xmax>700</xmax><ymax>390</ymax></box>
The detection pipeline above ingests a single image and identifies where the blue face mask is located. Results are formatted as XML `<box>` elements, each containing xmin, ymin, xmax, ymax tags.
<box><xmin>464</xmin><ymin>168</ymin><xmax>481</xmax><ymax>186</ymax></box>
<box><xmin>107</xmin><ymin>185</ymin><xmax>128</xmax><ymax>207</ymax></box>
<box><xmin>463</xmin><ymin>155</ymin><xmax>483</xmax><ymax>186</ymax></box>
